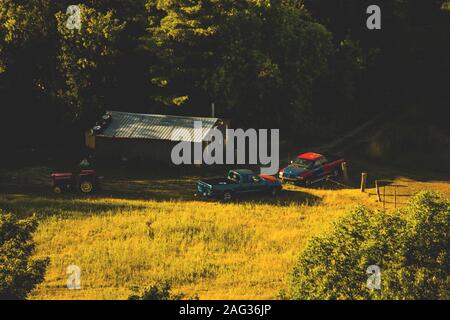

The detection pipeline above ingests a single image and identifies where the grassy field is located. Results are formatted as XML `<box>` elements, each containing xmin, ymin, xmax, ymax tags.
<box><xmin>0</xmin><ymin>164</ymin><xmax>448</xmax><ymax>300</ymax></box>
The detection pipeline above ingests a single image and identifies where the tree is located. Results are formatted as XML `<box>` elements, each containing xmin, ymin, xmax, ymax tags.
<box><xmin>304</xmin><ymin>0</ymin><xmax>450</xmax><ymax>125</ymax></box>
<box><xmin>312</xmin><ymin>38</ymin><xmax>369</xmax><ymax>134</ymax></box>
<box><xmin>145</xmin><ymin>0</ymin><xmax>333</xmax><ymax>135</ymax></box>
<box><xmin>0</xmin><ymin>0</ymin><xmax>57</xmax><ymax>148</ymax></box>
<box><xmin>55</xmin><ymin>4</ymin><xmax>126</xmax><ymax>128</ymax></box>
<box><xmin>128</xmin><ymin>281</ymin><xmax>196</xmax><ymax>300</ymax></box>
<box><xmin>0</xmin><ymin>211</ymin><xmax>49</xmax><ymax>300</ymax></box>
<box><xmin>145</xmin><ymin>0</ymin><xmax>219</xmax><ymax>109</ymax></box>
<box><xmin>290</xmin><ymin>192</ymin><xmax>450</xmax><ymax>300</ymax></box>
<box><xmin>0</xmin><ymin>0</ymin><xmax>52</xmax><ymax>72</ymax></box>
<box><xmin>209</xmin><ymin>1</ymin><xmax>333</xmax><ymax>132</ymax></box>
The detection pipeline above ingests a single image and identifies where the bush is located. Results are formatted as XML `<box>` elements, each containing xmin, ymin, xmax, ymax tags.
<box><xmin>0</xmin><ymin>211</ymin><xmax>49</xmax><ymax>300</ymax></box>
<box><xmin>128</xmin><ymin>281</ymin><xmax>197</xmax><ymax>300</ymax></box>
<box><xmin>289</xmin><ymin>192</ymin><xmax>450</xmax><ymax>300</ymax></box>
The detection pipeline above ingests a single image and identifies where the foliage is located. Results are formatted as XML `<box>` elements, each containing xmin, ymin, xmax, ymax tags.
<box><xmin>0</xmin><ymin>0</ymin><xmax>449</xmax><ymax>146</ymax></box>
<box><xmin>145</xmin><ymin>0</ymin><xmax>333</xmax><ymax>132</ymax></box>
<box><xmin>0</xmin><ymin>0</ymin><xmax>53</xmax><ymax>78</ymax></box>
<box><xmin>128</xmin><ymin>281</ymin><xmax>194</xmax><ymax>300</ymax></box>
<box><xmin>0</xmin><ymin>210</ymin><xmax>49</xmax><ymax>300</ymax></box>
<box><xmin>290</xmin><ymin>192</ymin><xmax>450</xmax><ymax>300</ymax></box>
<box><xmin>305</xmin><ymin>0</ymin><xmax>450</xmax><ymax>120</ymax></box>
<box><xmin>55</xmin><ymin>4</ymin><xmax>126</xmax><ymax>126</ymax></box>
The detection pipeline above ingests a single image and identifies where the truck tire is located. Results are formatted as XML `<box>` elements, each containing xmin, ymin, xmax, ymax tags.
<box><xmin>80</xmin><ymin>181</ymin><xmax>94</xmax><ymax>194</ymax></box>
<box><xmin>223</xmin><ymin>191</ymin><xmax>233</xmax><ymax>202</ymax></box>
<box><xmin>270</xmin><ymin>188</ymin><xmax>278</xmax><ymax>197</ymax></box>
<box><xmin>333</xmin><ymin>169</ymin><xmax>340</xmax><ymax>178</ymax></box>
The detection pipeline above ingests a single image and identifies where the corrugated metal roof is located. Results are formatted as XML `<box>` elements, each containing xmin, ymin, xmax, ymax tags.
<box><xmin>100</xmin><ymin>111</ymin><xmax>220</xmax><ymax>143</ymax></box>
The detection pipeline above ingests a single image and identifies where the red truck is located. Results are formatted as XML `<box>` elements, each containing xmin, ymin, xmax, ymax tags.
<box><xmin>279</xmin><ymin>152</ymin><xmax>345</xmax><ymax>186</ymax></box>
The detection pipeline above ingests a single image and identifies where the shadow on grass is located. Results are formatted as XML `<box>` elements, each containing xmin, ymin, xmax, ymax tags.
<box><xmin>231</xmin><ymin>189</ymin><xmax>322</xmax><ymax>206</ymax></box>
<box><xmin>100</xmin><ymin>176</ymin><xmax>198</xmax><ymax>201</ymax></box>
<box><xmin>0</xmin><ymin>194</ymin><xmax>147</xmax><ymax>218</ymax></box>
<box><xmin>282</xmin><ymin>178</ymin><xmax>357</xmax><ymax>191</ymax></box>
<box><xmin>1</xmin><ymin>166</ymin><xmax>324</xmax><ymax>209</ymax></box>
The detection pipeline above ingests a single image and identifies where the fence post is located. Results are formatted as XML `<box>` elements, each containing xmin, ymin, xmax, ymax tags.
<box><xmin>375</xmin><ymin>180</ymin><xmax>382</xmax><ymax>202</ymax></box>
<box><xmin>360</xmin><ymin>173</ymin><xmax>368</xmax><ymax>193</ymax></box>
<box><xmin>342</xmin><ymin>162</ymin><xmax>349</xmax><ymax>182</ymax></box>
<box><xmin>394</xmin><ymin>187</ymin><xmax>397</xmax><ymax>209</ymax></box>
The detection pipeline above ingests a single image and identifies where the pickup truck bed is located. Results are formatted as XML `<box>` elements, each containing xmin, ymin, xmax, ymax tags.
<box><xmin>199</xmin><ymin>178</ymin><xmax>236</xmax><ymax>187</ymax></box>
<box><xmin>196</xmin><ymin>169</ymin><xmax>282</xmax><ymax>201</ymax></box>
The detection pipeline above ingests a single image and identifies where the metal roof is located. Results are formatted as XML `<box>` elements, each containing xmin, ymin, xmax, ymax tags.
<box><xmin>100</xmin><ymin>111</ymin><xmax>220</xmax><ymax>143</ymax></box>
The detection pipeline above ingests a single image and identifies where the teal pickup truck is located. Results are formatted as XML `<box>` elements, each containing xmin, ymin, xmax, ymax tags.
<box><xmin>195</xmin><ymin>169</ymin><xmax>282</xmax><ymax>202</ymax></box>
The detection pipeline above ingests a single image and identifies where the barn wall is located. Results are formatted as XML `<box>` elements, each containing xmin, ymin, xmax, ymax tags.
<box><xmin>95</xmin><ymin>138</ymin><xmax>219</xmax><ymax>165</ymax></box>
<box><xmin>93</xmin><ymin>122</ymin><xmax>229</xmax><ymax>165</ymax></box>
<box><xmin>95</xmin><ymin>137</ymin><xmax>177</xmax><ymax>164</ymax></box>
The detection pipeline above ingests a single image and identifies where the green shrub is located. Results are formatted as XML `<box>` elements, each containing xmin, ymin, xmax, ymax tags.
<box><xmin>0</xmin><ymin>211</ymin><xmax>49</xmax><ymax>300</ymax></box>
<box><xmin>128</xmin><ymin>281</ymin><xmax>197</xmax><ymax>300</ymax></box>
<box><xmin>290</xmin><ymin>192</ymin><xmax>450</xmax><ymax>300</ymax></box>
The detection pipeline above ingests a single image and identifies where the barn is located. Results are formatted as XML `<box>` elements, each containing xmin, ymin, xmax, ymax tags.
<box><xmin>85</xmin><ymin>111</ymin><xmax>229</xmax><ymax>164</ymax></box>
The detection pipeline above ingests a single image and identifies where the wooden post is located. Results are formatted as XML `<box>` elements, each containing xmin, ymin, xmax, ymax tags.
<box><xmin>342</xmin><ymin>162</ymin><xmax>349</xmax><ymax>182</ymax></box>
<box><xmin>375</xmin><ymin>180</ymin><xmax>382</xmax><ymax>202</ymax></box>
<box><xmin>394</xmin><ymin>187</ymin><xmax>397</xmax><ymax>209</ymax></box>
<box><xmin>360</xmin><ymin>173</ymin><xmax>368</xmax><ymax>193</ymax></box>
<box><xmin>383</xmin><ymin>186</ymin><xmax>386</xmax><ymax>210</ymax></box>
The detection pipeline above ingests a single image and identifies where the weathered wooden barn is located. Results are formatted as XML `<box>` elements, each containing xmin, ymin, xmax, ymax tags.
<box><xmin>86</xmin><ymin>111</ymin><xmax>229</xmax><ymax>164</ymax></box>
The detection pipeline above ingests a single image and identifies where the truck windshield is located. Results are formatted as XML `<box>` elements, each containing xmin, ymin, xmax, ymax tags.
<box><xmin>293</xmin><ymin>158</ymin><xmax>314</xmax><ymax>169</ymax></box>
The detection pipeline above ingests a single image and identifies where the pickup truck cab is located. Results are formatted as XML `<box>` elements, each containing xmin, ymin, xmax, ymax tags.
<box><xmin>279</xmin><ymin>152</ymin><xmax>345</xmax><ymax>186</ymax></box>
<box><xmin>196</xmin><ymin>169</ymin><xmax>282</xmax><ymax>202</ymax></box>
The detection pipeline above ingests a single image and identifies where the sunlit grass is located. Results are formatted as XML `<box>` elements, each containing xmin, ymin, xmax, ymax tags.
<box><xmin>0</xmin><ymin>184</ymin><xmax>380</xmax><ymax>300</ymax></box>
<box><xmin>1</xmin><ymin>166</ymin><xmax>448</xmax><ymax>300</ymax></box>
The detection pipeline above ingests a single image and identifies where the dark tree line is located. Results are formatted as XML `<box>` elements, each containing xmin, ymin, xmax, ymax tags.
<box><xmin>0</xmin><ymin>0</ymin><xmax>449</xmax><ymax>150</ymax></box>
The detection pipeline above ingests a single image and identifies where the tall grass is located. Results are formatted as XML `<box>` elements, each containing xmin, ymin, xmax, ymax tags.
<box><xmin>0</xmin><ymin>185</ymin><xmax>380</xmax><ymax>300</ymax></box>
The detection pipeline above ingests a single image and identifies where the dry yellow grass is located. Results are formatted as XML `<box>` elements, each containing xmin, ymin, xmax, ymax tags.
<box><xmin>1</xmin><ymin>166</ymin><xmax>448</xmax><ymax>300</ymax></box>
<box><xmin>0</xmin><ymin>186</ymin><xmax>376</xmax><ymax>300</ymax></box>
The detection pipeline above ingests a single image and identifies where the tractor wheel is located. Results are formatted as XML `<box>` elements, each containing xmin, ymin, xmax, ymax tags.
<box><xmin>53</xmin><ymin>186</ymin><xmax>63</xmax><ymax>195</ymax></box>
<box><xmin>223</xmin><ymin>191</ymin><xmax>233</xmax><ymax>202</ymax></box>
<box><xmin>80</xmin><ymin>181</ymin><xmax>94</xmax><ymax>194</ymax></box>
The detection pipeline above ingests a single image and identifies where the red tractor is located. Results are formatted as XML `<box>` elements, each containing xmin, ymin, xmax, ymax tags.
<box><xmin>51</xmin><ymin>170</ymin><xmax>99</xmax><ymax>195</ymax></box>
